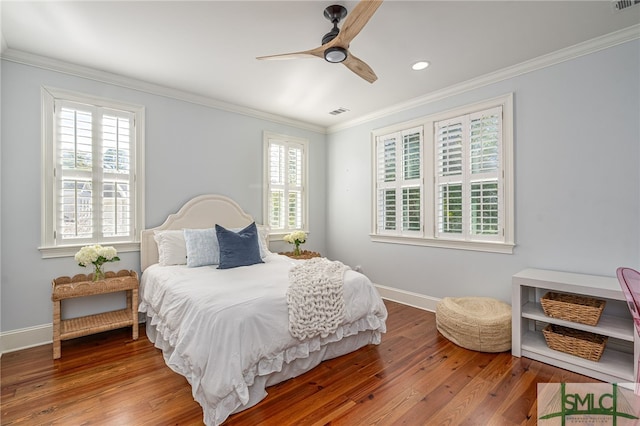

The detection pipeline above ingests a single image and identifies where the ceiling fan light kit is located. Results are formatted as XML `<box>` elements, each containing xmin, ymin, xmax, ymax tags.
<box><xmin>324</xmin><ymin>46</ymin><xmax>348</xmax><ymax>63</ymax></box>
<box><xmin>257</xmin><ymin>0</ymin><xmax>383</xmax><ymax>83</ymax></box>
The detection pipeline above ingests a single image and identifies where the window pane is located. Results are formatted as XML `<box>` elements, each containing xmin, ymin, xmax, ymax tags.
<box><xmin>403</xmin><ymin>131</ymin><xmax>421</xmax><ymax>180</ymax></box>
<box><xmin>402</xmin><ymin>187</ymin><xmax>420</xmax><ymax>231</ymax></box>
<box><xmin>287</xmin><ymin>147</ymin><xmax>302</xmax><ymax>186</ymax></box>
<box><xmin>269</xmin><ymin>144</ymin><xmax>285</xmax><ymax>185</ymax></box>
<box><xmin>470</xmin><ymin>113</ymin><xmax>499</xmax><ymax>174</ymax></box>
<box><xmin>269</xmin><ymin>190</ymin><xmax>284</xmax><ymax>229</ymax></box>
<box><xmin>103</xmin><ymin>115</ymin><xmax>131</xmax><ymax>173</ymax></box>
<box><xmin>288</xmin><ymin>190</ymin><xmax>302</xmax><ymax>229</ymax></box>
<box><xmin>58</xmin><ymin>180</ymin><xmax>93</xmax><ymax>239</ymax></box>
<box><xmin>438</xmin><ymin>184</ymin><xmax>462</xmax><ymax>234</ymax></box>
<box><xmin>102</xmin><ymin>181</ymin><xmax>131</xmax><ymax>237</ymax></box>
<box><xmin>380</xmin><ymin>136</ymin><xmax>396</xmax><ymax>182</ymax></box>
<box><xmin>59</xmin><ymin>108</ymin><xmax>92</xmax><ymax>170</ymax></box>
<box><xmin>437</xmin><ymin>122</ymin><xmax>463</xmax><ymax>176</ymax></box>
<box><xmin>471</xmin><ymin>180</ymin><xmax>499</xmax><ymax>235</ymax></box>
<box><xmin>378</xmin><ymin>189</ymin><xmax>396</xmax><ymax>231</ymax></box>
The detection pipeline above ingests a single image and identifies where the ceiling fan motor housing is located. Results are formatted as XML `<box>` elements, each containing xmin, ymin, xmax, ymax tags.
<box><xmin>322</xmin><ymin>5</ymin><xmax>348</xmax><ymax>62</ymax></box>
<box><xmin>322</xmin><ymin>5</ymin><xmax>347</xmax><ymax>45</ymax></box>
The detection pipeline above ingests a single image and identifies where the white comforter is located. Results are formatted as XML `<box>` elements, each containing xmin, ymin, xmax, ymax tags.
<box><xmin>139</xmin><ymin>254</ymin><xmax>387</xmax><ymax>425</ymax></box>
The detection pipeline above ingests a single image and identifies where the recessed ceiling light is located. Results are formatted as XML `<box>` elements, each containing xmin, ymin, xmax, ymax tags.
<box><xmin>412</xmin><ymin>61</ymin><xmax>430</xmax><ymax>71</ymax></box>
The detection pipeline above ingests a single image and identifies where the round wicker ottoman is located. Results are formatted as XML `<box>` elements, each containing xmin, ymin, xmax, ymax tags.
<box><xmin>436</xmin><ymin>296</ymin><xmax>512</xmax><ymax>352</ymax></box>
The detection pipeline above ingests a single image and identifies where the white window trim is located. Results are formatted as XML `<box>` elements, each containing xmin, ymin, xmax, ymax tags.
<box><xmin>39</xmin><ymin>86</ymin><xmax>145</xmax><ymax>258</ymax></box>
<box><xmin>371</xmin><ymin>93</ymin><xmax>514</xmax><ymax>254</ymax></box>
<box><xmin>262</xmin><ymin>131</ymin><xmax>309</xmax><ymax>238</ymax></box>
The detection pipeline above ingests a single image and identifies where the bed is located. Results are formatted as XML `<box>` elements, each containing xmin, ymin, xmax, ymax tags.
<box><xmin>138</xmin><ymin>194</ymin><xmax>388</xmax><ymax>425</ymax></box>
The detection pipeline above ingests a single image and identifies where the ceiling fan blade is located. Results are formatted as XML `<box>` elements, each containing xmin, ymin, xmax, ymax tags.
<box><xmin>257</xmin><ymin>47</ymin><xmax>324</xmax><ymax>61</ymax></box>
<box><xmin>343</xmin><ymin>53</ymin><xmax>377</xmax><ymax>83</ymax></box>
<box><xmin>332</xmin><ymin>0</ymin><xmax>383</xmax><ymax>48</ymax></box>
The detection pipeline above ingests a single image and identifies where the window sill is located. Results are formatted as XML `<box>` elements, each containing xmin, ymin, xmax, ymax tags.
<box><xmin>39</xmin><ymin>242</ymin><xmax>140</xmax><ymax>259</ymax></box>
<box><xmin>370</xmin><ymin>234</ymin><xmax>514</xmax><ymax>254</ymax></box>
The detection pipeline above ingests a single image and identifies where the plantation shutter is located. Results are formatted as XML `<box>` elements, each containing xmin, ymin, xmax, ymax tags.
<box><xmin>436</xmin><ymin>117</ymin><xmax>465</xmax><ymax>237</ymax></box>
<box><xmin>435</xmin><ymin>106</ymin><xmax>502</xmax><ymax>241</ymax></box>
<box><xmin>376</xmin><ymin>133</ymin><xmax>398</xmax><ymax>232</ymax></box>
<box><xmin>55</xmin><ymin>100</ymin><xmax>136</xmax><ymax>244</ymax></box>
<box><xmin>401</xmin><ymin>128</ymin><xmax>422</xmax><ymax>232</ymax></box>
<box><xmin>469</xmin><ymin>107</ymin><xmax>502</xmax><ymax>238</ymax></box>
<box><xmin>375</xmin><ymin>127</ymin><xmax>422</xmax><ymax>234</ymax></box>
<box><xmin>268</xmin><ymin>139</ymin><xmax>304</xmax><ymax>231</ymax></box>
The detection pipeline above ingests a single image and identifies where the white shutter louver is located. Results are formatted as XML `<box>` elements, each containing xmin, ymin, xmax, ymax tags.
<box><xmin>470</xmin><ymin>108</ymin><xmax>500</xmax><ymax>175</ymax></box>
<box><xmin>267</xmin><ymin>137</ymin><xmax>306</xmax><ymax>232</ymax></box>
<box><xmin>55</xmin><ymin>101</ymin><xmax>135</xmax><ymax>243</ymax></box>
<box><xmin>269</xmin><ymin>143</ymin><xmax>285</xmax><ymax>229</ymax></box>
<box><xmin>376</xmin><ymin>128</ymin><xmax>423</xmax><ymax>234</ymax></box>
<box><xmin>469</xmin><ymin>107</ymin><xmax>501</xmax><ymax>238</ymax></box>
<box><xmin>376</xmin><ymin>135</ymin><xmax>396</xmax><ymax>232</ymax></box>
<box><xmin>287</xmin><ymin>145</ymin><xmax>303</xmax><ymax>229</ymax></box>
<box><xmin>102</xmin><ymin>114</ymin><xmax>133</xmax><ymax>238</ymax></box>
<box><xmin>435</xmin><ymin>106</ymin><xmax>502</xmax><ymax>240</ymax></box>
<box><xmin>402</xmin><ymin>129</ymin><xmax>421</xmax><ymax>232</ymax></box>
<box><xmin>436</xmin><ymin>118</ymin><xmax>464</xmax><ymax>236</ymax></box>
<box><xmin>402</xmin><ymin>187</ymin><xmax>420</xmax><ymax>231</ymax></box>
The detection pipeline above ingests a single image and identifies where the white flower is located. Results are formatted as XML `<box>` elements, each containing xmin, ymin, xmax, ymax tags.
<box><xmin>283</xmin><ymin>230</ymin><xmax>307</xmax><ymax>245</ymax></box>
<box><xmin>99</xmin><ymin>246</ymin><xmax>117</xmax><ymax>260</ymax></box>
<box><xmin>75</xmin><ymin>244</ymin><xmax>120</xmax><ymax>267</ymax></box>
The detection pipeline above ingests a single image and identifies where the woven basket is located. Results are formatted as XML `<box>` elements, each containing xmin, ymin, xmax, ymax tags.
<box><xmin>540</xmin><ymin>292</ymin><xmax>605</xmax><ymax>326</ymax></box>
<box><xmin>542</xmin><ymin>324</ymin><xmax>607</xmax><ymax>361</ymax></box>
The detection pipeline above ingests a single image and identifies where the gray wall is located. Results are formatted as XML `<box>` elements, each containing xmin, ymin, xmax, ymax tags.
<box><xmin>1</xmin><ymin>39</ymin><xmax>638</xmax><ymax>335</ymax></box>
<box><xmin>326</xmin><ymin>40</ymin><xmax>640</xmax><ymax>303</ymax></box>
<box><xmin>0</xmin><ymin>60</ymin><xmax>327</xmax><ymax>332</ymax></box>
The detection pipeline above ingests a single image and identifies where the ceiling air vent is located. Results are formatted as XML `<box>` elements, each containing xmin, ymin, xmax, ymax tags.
<box><xmin>329</xmin><ymin>107</ymin><xmax>350</xmax><ymax>116</ymax></box>
<box><xmin>612</xmin><ymin>0</ymin><xmax>639</xmax><ymax>11</ymax></box>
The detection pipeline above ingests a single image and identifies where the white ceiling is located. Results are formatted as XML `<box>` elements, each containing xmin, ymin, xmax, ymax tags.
<box><xmin>2</xmin><ymin>1</ymin><xmax>639</xmax><ymax>130</ymax></box>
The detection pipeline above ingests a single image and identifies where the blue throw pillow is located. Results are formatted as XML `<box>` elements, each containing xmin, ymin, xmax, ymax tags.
<box><xmin>216</xmin><ymin>222</ymin><xmax>264</xmax><ymax>269</ymax></box>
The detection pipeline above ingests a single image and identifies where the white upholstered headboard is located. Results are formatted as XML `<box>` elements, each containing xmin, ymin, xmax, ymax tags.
<box><xmin>140</xmin><ymin>194</ymin><xmax>254</xmax><ymax>271</ymax></box>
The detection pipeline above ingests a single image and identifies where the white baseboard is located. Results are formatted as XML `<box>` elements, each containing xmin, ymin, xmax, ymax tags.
<box><xmin>1</xmin><ymin>323</ymin><xmax>53</xmax><ymax>355</ymax></box>
<box><xmin>1</xmin><ymin>289</ymin><xmax>434</xmax><ymax>355</ymax></box>
<box><xmin>374</xmin><ymin>284</ymin><xmax>440</xmax><ymax>312</ymax></box>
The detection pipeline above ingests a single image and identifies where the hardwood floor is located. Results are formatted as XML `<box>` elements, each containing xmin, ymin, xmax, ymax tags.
<box><xmin>1</xmin><ymin>301</ymin><xmax>598</xmax><ymax>425</ymax></box>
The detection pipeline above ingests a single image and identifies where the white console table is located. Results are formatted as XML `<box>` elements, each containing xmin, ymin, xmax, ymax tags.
<box><xmin>512</xmin><ymin>268</ymin><xmax>638</xmax><ymax>383</ymax></box>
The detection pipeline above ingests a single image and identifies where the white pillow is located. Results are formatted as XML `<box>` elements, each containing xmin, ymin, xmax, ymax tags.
<box><xmin>153</xmin><ymin>230</ymin><xmax>187</xmax><ymax>266</ymax></box>
<box><xmin>256</xmin><ymin>224</ymin><xmax>272</xmax><ymax>258</ymax></box>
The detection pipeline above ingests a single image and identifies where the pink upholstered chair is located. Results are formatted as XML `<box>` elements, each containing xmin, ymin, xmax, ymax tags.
<box><xmin>616</xmin><ymin>267</ymin><xmax>640</xmax><ymax>394</ymax></box>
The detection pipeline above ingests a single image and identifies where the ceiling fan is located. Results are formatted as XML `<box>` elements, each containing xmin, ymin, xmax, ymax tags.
<box><xmin>257</xmin><ymin>1</ymin><xmax>383</xmax><ymax>83</ymax></box>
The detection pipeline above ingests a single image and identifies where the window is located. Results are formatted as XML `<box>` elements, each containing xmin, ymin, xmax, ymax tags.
<box><xmin>375</xmin><ymin>127</ymin><xmax>423</xmax><ymax>234</ymax></box>
<box><xmin>263</xmin><ymin>132</ymin><xmax>308</xmax><ymax>235</ymax></box>
<box><xmin>40</xmin><ymin>87</ymin><xmax>145</xmax><ymax>258</ymax></box>
<box><xmin>372</xmin><ymin>94</ymin><xmax>514</xmax><ymax>253</ymax></box>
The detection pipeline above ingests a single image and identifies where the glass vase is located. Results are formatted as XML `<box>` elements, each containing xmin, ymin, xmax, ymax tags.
<box><xmin>293</xmin><ymin>244</ymin><xmax>301</xmax><ymax>256</ymax></box>
<box><xmin>93</xmin><ymin>264</ymin><xmax>105</xmax><ymax>282</ymax></box>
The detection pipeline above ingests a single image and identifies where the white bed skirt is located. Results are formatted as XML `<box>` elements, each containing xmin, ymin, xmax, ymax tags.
<box><xmin>145</xmin><ymin>316</ymin><xmax>381</xmax><ymax>423</ymax></box>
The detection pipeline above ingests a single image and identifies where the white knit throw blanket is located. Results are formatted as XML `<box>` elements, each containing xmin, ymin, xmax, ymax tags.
<box><xmin>286</xmin><ymin>258</ymin><xmax>349</xmax><ymax>340</ymax></box>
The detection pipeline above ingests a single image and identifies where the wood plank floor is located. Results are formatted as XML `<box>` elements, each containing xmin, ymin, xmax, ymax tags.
<box><xmin>1</xmin><ymin>301</ymin><xmax>598</xmax><ymax>425</ymax></box>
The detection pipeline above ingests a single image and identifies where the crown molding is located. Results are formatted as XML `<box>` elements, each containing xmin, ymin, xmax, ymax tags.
<box><xmin>0</xmin><ymin>49</ymin><xmax>326</xmax><ymax>135</ymax></box>
<box><xmin>327</xmin><ymin>23</ymin><xmax>640</xmax><ymax>134</ymax></box>
<box><xmin>3</xmin><ymin>23</ymin><xmax>638</xmax><ymax>136</ymax></box>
